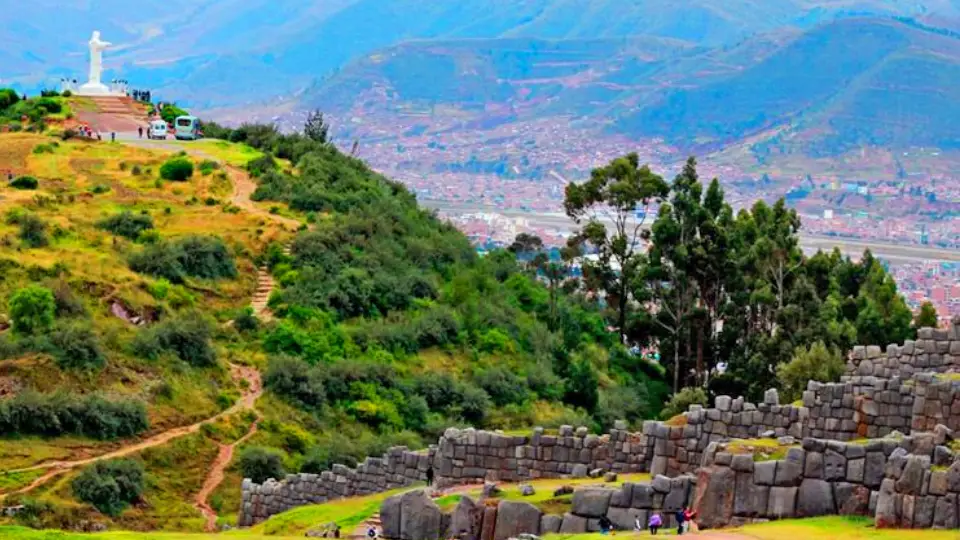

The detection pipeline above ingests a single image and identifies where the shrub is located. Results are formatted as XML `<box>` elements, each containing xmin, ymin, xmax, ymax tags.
<box><xmin>659</xmin><ymin>387</ymin><xmax>708</xmax><ymax>420</ymax></box>
<box><xmin>777</xmin><ymin>341</ymin><xmax>844</xmax><ymax>402</ymax></box>
<box><xmin>475</xmin><ymin>367</ymin><xmax>529</xmax><ymax>407</ymax></box>
<box><xmin>133</xmin><ymin>312</ymin><xmax>215</xmax><ymax>367</ymax></box>
<box><xmin>32</xmin><ymin>144</ymin><xmax>56</xmax><ymax>155</ymax></box>
<box><xmin>89</xmin><ymin>184</ymin><xmax>111</xmax><ymax>194</ymax></box>
<box><xmin>97</xmin><ymin>211</ymin><xmax>154</xmax><ymax>240</ymax></box>
<box><xmin>0</xmin><ymin>88</ymin><xmax>20</xmax><ymax>110</ymax></box>
<box><xmin>48</xmin><ymin>323</ymin><xmax>104</xmax><ymax>370</ymax></box>
<box><xmin>11</xmin><ymin>212</ymin><xmax>48</xmax><ymax>247</ymax></box>
<box><xmin>264</xmin><ymin>355</ymin><xmax>326</xmax><ymax>408</ymax></box>
<box><xmin>129</xmin><ymin>236</ymin><xmax>236</xmax><ymax>283</ymax></box>
<box><xmin>0</xmin><ymin>392</ymin><xmax>148</xmax><ymax>439</ymax></box>
<box><xmin>159</xmin><ymin>158</ymin><xmax>194</xmax><ymax>181</ymax></box>
<box><xmin>247</xmin><ymin>154</ymin><xmax>277</xmax><ymax>177</ymax></box>
<box><xmin>234</xmin><ymin>307</ymin><xmax>259</xmax><ymax>333</ymax></box>
<box><xmin>51</xmin><ymin>281</ymin><xmax>86</xmax><ymax>317</ymax></box>
<box><xmin>238</xmin><ymin>446</ymin><xmax>285</xmax><ymax>483</ymax></box>
<box><xmin>173</xmin><ymin>235</ymin><xmax>237</xmax><ymax>279</ymax></box>
<box><xmin>131</xmin><ymin>165</ymin><xmax>142</xmax><ymax>176</ymax></box>
<box><xmin>9</xmin><ymin>285</ymin><xmax>55</xmax><ymax>335</ymax></box>
<box><xmin>11</xmin><ymin>176</ymin><xmax>38</xmax><ymax>190</ymax></box>
<box><xmin>72</xmin><ymin>459</ymin><xmax>144</xmax><ymax>516</ymax></box>
<box><xmin>198</xmin><ymin>160</ymin><xmax>220</xmax><ymax>175</ymax></box>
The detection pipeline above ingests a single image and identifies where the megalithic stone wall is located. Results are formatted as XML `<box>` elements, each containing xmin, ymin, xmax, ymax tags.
<box><xmin>847</xmin><ymin>320</ymin><xmax>960</xmax><ymax>379</ymax></box>
<box><xmin>693</xmin><ymin>433</ymin><xmax>960</xmax><ymax>529</ymax></box>
<box><xmin>239</xmin><ymin>423</ymin><xmax>647</xmax><ymax>526</ymax></box>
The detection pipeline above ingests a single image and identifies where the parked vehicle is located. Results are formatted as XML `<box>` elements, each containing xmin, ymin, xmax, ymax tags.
<box><xmin>174</xmin><ymin>115</ymin><xmax>202</xmax><ymax>140</ymax></box>
<box><xmin>148</xmin><ymin>120</ymin><xmax>168</xmax><ymax>140</ymax></box>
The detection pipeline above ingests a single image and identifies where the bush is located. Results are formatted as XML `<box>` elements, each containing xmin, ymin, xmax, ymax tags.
<box><xmin>198</xmin><ymin>160</ymin><xmax>220</xmax><ymax>175</ymax></box>
<box><xmin>159</xmin><ymin>158</ymin><xmax>194</xmax><ymax>181</ymax></box>
<box><xmin>247</xmin><ymin>154</ymin><xmax>277</xmax><ymax>177</ymax></box>
<box><xmin>475</xmin><ymin>367</ymin><xmax>529</xmax><ymax>407</ymax></box>
<box><xmin>48</xmin><ymin>323</ymin><xmax>104</xmax><ymax>370</ymax></box>
<box><xmin>97</xmin><ymin>211</ymin><xmax>154</xmax><ymax>240</ymax></box>
<box><xmin>264</xmin><ymin>355</ymin><xmax>326</xmax><ymax>408</ymax></box>
<box><xmin>11</xmin><ymin>176</ymin><xmax>38</xmax><ymax>190</ymax></box>
<box><xmin>129</xmin><ymin>236</ymin><xmax>236</xmax><ymax>283</ymax></box>
<box><xmin>32</xmin><ymin>144</ymin><xmax>56</xmax><ymax>155</ymax></box>
<box><xmin>9</xmin><ymin>285</ymin><xmax>56</xmax><ymax>335</ymax></box>
<box><xmin>90</xmin><ymin>184</ymin><xmax>111</xmax><ymax>194</ymax></box>
<box><xmin>133</xmin><ymin>312</ymin><xmax>215</xmax><ymax>367</ymax></box>
<box><xmin>234</xmin><ymin>307</ymin><xmax>259</xmax><ymax>333</ymax></box>
<box><xmin>238</xmin><ymin>446</ymin><xmax>285</xmax><ymax>483</ymax></box>
<box><xmin>72</xmin><ymin>459</ymin><xmax>144</xmax><ymax>516</ymax></box>
<box><xmin>52</xmin><ymin>281</ymin><xmax>86</xmax><ymax>317</ymax></box>
<box><xmin>0</xmin><ymin>88</ymin><xmax>20</xmax><ymax>110</ymax></box>
<box><xmin>659</xmin><ymin>387</ymin><xmax>708</xmax><ymax>420</ymax></box>
<box><xmin>0</xmin><ymin>392</ymin><xmax>148</xmax><ymax>439</ymax></box>
<box><xmin>777</xmin><ymin>341</ymin><xmax>844</xmax><ymax>402</ymax></box>
<box><xmin>10</xmin><ymin>212</ymin><xmax>49</xmax><ymax>247</ymax></box>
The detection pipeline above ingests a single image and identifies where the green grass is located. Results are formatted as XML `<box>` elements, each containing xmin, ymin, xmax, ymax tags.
<box><xmin>249</xmin><ymin>488</ymin><xmax>411</xmax><ymax>537</ymax></box>
<box><xmin>0</xmin><ymin>526</ymin><xmax>302</xmax><ymax>539</ymax></box>
<box><xmin>0</xmin><ymin>469</ymin><xmax>45</xmax><ymax>492</ymax></box>
<box><xmin>726</xmin><ymin>438</ymin><xmax>797</xmax><ymax>462</ymax></box>
<box><xmin>546</xmin><ymin>516</ymin><xmax>959</xmax><ymax>539</ymax></box>
<box><xmin>167</xmin><ymin>140</ymin><xmax>263</xmax><ymax>168</ymax></box>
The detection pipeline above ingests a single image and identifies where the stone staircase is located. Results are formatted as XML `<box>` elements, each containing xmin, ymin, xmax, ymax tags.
<box><xmin>251</xmin><ymin>245</ymin><xmax>291</xmax><ymax>321</ymax></box>
<box><xmin>89</xmin><ymin>96</ymin><xmax>144</xmax><ymax>116</ymax></box>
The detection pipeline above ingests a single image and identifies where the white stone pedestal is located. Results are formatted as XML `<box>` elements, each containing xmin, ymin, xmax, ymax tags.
<box><xmin>76</xmin><ymin>82</ymin><xmax>119</xmax><ymax>96</ymax></box>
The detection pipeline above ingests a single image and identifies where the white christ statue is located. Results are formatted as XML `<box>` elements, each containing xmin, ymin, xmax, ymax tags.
<box><xmin>77</xmin><ymin>31</ymin><xmax>115</xmax><ymax>96</ymax></box>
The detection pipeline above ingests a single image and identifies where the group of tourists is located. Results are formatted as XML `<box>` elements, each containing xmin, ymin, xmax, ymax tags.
<box><xmin>638</xmin><ymin>507</ymin><xmax>696</xmax><ymax>535</ymax></box>
<box><xmin>132</xmin><ymin>89</ymin><xmax>152</xmax><ymax>102</ymax></box>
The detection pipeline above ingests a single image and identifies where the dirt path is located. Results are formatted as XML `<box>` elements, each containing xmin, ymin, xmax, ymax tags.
<box><xmin>193</xmin><ymin>407</ymin><xmax>262</xmax><ymax>531</ymax></box>
<box><xmin>225</xmin><ymin>165</ymin><xmax>301</xmax><ymax>231</ymax></box>
<box><xmin>1</xmin><ymin>363</ymin><xmax>263</xmax><ymax>499</ymax></box>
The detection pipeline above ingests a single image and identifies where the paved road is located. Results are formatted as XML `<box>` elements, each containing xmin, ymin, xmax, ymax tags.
<box><xmin>422</xmin><ymin>200</ymin><xmax>959</xmax><ymax>264</ymax></box>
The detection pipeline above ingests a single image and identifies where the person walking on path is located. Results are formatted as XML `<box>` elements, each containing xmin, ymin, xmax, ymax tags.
<box><xmin>138</xmin><ymin>126</ymin><xmax>143</xmax><ymax>139</ymax></box>
<box><xmin>675</xmin><ymin>508</ymin><xmax>686</xmax><ymax>535</ymax></box>
<box><xmin>111</xmin><ymin>132</ymin><xmax>116</xmax><ymax>143</ymax></box>
<box><xmin>648</xmin><ymin>513</ymin><xmax>662</xmax><ymax>535</ymax></box>
<box><xmin>425</xmin><ymin>466</ymin><xmax>434</xmax><ymax>487</ymax></box>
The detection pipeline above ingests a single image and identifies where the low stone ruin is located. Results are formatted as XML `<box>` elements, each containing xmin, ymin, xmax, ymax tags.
<box><xmin>239</xmin><ymin>317</ymin><xmax>960</xmax><ymax>532</ymax></box>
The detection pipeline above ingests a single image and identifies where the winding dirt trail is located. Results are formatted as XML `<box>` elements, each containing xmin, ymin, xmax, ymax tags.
<box><xmin>2</xmin><ymin>363</ymin><xmax>263</xmax><ymax>500</ymax></box>
<box><xmin>225</xmin><ymin>165</ymin><xmax>301</xmax><ymax>231</ymax></box>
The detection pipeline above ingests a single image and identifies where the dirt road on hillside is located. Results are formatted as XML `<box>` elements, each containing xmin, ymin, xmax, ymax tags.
<box><xmin>1</xmin><ymin>364</ymin><xmax>262</xmax><ymax>499</ymax></box>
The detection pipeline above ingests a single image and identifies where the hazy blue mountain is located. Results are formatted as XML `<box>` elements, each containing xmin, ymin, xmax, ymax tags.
<box><xmin>299</xmin><ymin>17</ymin><xmax>960</xmax><ymax>157</ymax></box>
<box><xmin>4</xmin><ymin>0</ymin><xmax>957</xmax><ymax>106</ymax></box>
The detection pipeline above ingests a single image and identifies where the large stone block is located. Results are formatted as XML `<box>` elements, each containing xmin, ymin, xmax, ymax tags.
<box><xmin>605</xmin><ymin>506</ymin><xmax>646</xmax><ymax>531</ymax></box>
<box><xmin>774</xmin><ymin>449</ymin><xmax>805</xmax><ymax>487</ymax></box>
<box><xmin>693</xmin><ymin>466</ymin><xmax>736</xmax><ymax>529</ymax></box>
<box><xmin>864</xmin><ymin>452</ymin><xmax>887</xmax><ymax>489</ymax></box>
<box><xmin>797</xmin><ymin>479</ymin><xmax>835</xmax><ymax>517</ymax></box>
<box><xmin>493</xmin><ymin>501</ymin><xmax>541</xmax><ymax>540</ymax></box>
<box><xmin>448</xmin><ymin>496</ymin><xmax>484</xmax><ymax>540</ymax></box>
<box><xmin>754</xmin><ymin>461</ymin><xmax>777</xmax><ymax>486</ymax></box>
<box><xmin>834</xmin><ymin>482</ymin><xmax>870</xmax><ymax>516</ymax></box>
<box><xmin>933</xmin><ymin>493</ymin><xmax>958</xmax><ymax>529</ymax></box>
<box><xmin>479</xmin><ymin>507</ymin><xmax>497</xmax><ymax>540</ymax></box>
<box><xmin>875</xmin><ymin>479</ymin><xmax>900</xmax><ymax>528</ymax></box>
<box><xmin>540</xmin><ymin>514</ymin><xmax>562</xmax><ymax>535</ymax></box>
<box><xmin>572</xmin><ymin>489</ymin><xmax>614</xmax><ymax>518</ymax></box>
<box><xmin>895</xmin><ymin>455</ymin><xmax>930</xmax><ymax>496</ymax></box>
<box><xmin>766</xmin><ymin>487</ymin><xmax>798</xmax><ymax>519</ymax></box>
<box><xmin>734</xmin><ymin>472</ymin><xmax>769</xmax><ymax>518</ymax></box>
<box><xmin>558</xmin><ymin>513</ymin><xmax>588</xmax><ymax>534</ymax></box>
<box><xmin>396</xmin><ymin>490</ymin><xmax>443</xmax><ymax>540</ymax></box>
<box><xmin>630</xmin><ymin>483</ymin><xmax>654</xmax><ymax>509</ymax></box>
<box><xmin>381</xmin><ymin>492</ymin><xmax>403</xmax><ymax>539</ymax></box>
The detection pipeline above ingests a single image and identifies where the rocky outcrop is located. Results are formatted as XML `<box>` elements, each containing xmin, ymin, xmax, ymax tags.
<box><xmin>382</xmin><ymin>490</ymin><xmax>443</xmax><ymax>540</ymax></box>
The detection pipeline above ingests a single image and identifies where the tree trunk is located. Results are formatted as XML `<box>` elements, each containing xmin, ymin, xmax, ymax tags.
<box><xmin>673</xmin><ymin>335</ymin><xmax>680</xmax><ymax>393</ymax></box>
<box><xmin>696</xmin><ymin>323</ymin><xmax>704</xmax><ymax>386</ymax></box>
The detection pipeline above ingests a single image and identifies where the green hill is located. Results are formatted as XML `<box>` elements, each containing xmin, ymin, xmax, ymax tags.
<box><xmin>0</xmin><ymin>120</ymin><xmax>668</xmax><ymax>530</ymax></box>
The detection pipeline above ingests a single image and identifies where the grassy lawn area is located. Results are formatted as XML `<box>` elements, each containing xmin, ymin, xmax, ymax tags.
<box><xmin>249</xmin><ymin>488</ymin><xmax>408</xmax><ymax>537</ymax></box>
<box><xmin>0</xmin><ymin>526</ymin><xmax>303</xmax><ymax>540</ymax></box>
<box><xmin>546</xmin><ymin>516</ymin><xmax>957</xmax><ymax>539</ymax></box>
<box><xmin>165</xmin><ymin>140</ymin><xmax>264</xmax><ymax>168</ymax></box>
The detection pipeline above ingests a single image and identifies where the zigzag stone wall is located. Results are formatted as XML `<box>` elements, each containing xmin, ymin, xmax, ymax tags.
<box><xmin>239</xmin><ymin>424</ymin><xmax>645</xmax><ymax>526</ymax></box>
<box><xmin>240</xmin><ymin>320</ymin><xmax>960</xmax><ymax>529</ymax></box>
<box><xmin>694</xmin><ymin>432</ymin><xmax>960</xmax><ymax>529</ymax></box>
<box><xmin>847</xmin><ymin>324</ymin><xmax>960</xmax><ymax>379</ymax></box>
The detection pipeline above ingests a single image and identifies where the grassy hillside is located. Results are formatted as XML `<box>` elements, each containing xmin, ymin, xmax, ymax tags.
<box><xmin>0</xmin><ymin>121</ymin><xmax>670</xmax><ymax>531</ymax></box>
